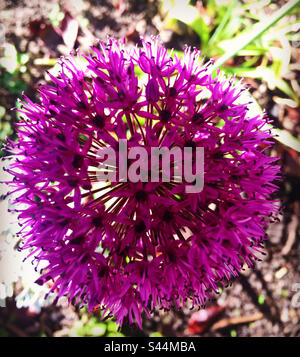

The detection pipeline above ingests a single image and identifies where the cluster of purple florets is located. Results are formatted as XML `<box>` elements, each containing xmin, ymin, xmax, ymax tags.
<box><xmin>5</xmin><ymin>38</ymin><xmax>280</xmax><ymax>327</ymax></box>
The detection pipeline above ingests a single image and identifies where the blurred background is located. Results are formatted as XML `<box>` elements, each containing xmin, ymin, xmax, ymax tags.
<box><xmin>0</xmin><ymin>0</ymin><xmax>299</xmax><ymax>337</ymax></box>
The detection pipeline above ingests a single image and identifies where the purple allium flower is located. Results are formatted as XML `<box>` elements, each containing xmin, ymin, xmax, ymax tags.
<box><xmin>4</xmin><ymin>37</ymin><xmax>280</xmax><ymax>328</ymax></box>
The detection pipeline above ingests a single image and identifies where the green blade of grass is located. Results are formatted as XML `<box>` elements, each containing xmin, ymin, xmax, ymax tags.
<box><xmin>208</xmin><ymin>0</ymin><xmax>238</xmax><ymax>46</ymax></box>
<box><xmin>34</xmin><ymin>58</ymin><xmax>57</xmax><ymax>66</ymax></box>
<box><xmin>210</xmin><ymin>0</ymin><xmax>300</xmax><ymax>72</ymax></box>
<box><xmin>222</xmin><ymin>65</ymin><xmax>299</xmax><ymax>103</ymax></box>
<box><xmin>268</xmin><ymin>124</ymin><xmax>300</xmax><ymax>152</ymax></box>
<box><xmin>250</xmin><ymin>96</ymin><xmax>300</xmax><ymax>152</ymax></box>
<box><xmin>274</xmin><ymin>78</ymin><xmax>299</xmax><ymax>102</ymax></box>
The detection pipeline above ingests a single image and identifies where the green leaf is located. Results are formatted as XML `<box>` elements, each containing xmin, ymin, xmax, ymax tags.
<box><xmin>107</xmin><ymin>320</ymin><xmax>118</xmax><ymax>332</ymax></box>
<box><xmin>106</xmin><ymin>332</ymin><xmax>125</xmax><ymax>337</ymax></box>
<box><xmin>216</xmin><ymin>119</ymin><xmax>225</xmax><ymax>128</ymax></box>
<box><xmin>210</xmin><ymin>0</ymin><xmax>300</xmax><ymax>72</ymax></box>
<box><xmin>217</xmin><ymin>40</ymin><xmax>268</xmax><ymax>56</ymax></box>
<box><xmin>236</xmin><ymin>48</ymin><xmax>268</xmax><ymax>56</ymax></box>
<box><xmin>166</xmin><ymin>2</ymin><xmax>209</xmax><ymax>46</ymax></box>
<box><xmin>189</xmin><ymin>17</ymin><xmax>210</xmax><ymax>47</ymax></box>
<box><xmin>249</xmin><ymin>95</ymin><xmax>300</xmax><ymax>152</ymax></box>
<box><xmin>18</xmin><ymin>53</ymin><xmax>30</xmax><ymax>65</ymax></box>
<box><xmin>219</xmin><ymin>16</ymin><xmax>244</xmax><ymax>41</ymax></box>
<box><xmin>240</xmin><ymin>56</ymin><xmax>260</xmax><ymax>68</ymax></box>
<box><xmin>0</xmin><ymin>122</ymin><xmax>12</xmax><ymax>140</ymax></box>
<box><xmin>34</xmin><ymin>58</ymin><xmax>57</xmax><ymax>66</ymax></box>
<box><xmin>271</xmin><ymin>125</ymin><xmax>300</xmax><ymax>152</ymax></box>
<box><xmin>223</xmin><ymin>65</ymin><xmax>299</xmax><ymax>103</ymax></box>
<box><xmin>230</xmin><ymin>329</ymin><xmax>237</xmax><ymax>337</ymax></box>
<box><xmin>258</xmin><ymin>294</ymin><xmax>265</xmax><ymax>305</ymax></box>
<box><xmin>88</xmin><ymin>323</ymin><xmax>106</xmax><ymax>336</ymax></box>
<box><xmin>0</xmin><ymin>106</ymin><xmax>6</xmax><ymax>119</ymax></box>
<box><xmin>208</xmin><ymin>0</ymin><xmax>238</xmax><ymax>46</ymax></box>
<box><xmin>221</xmin><ymin>66</ymin><xmax>260</xmax><ymax>77</ymax></box>
<box><xmin>0</xmin><ymin>43</ymin><xmax>18</xmax><ymax>73</ymax></box>
<box><xmin>150</xmin><ymin>331</ymin><xmax>164</xmax><ymax>337</ymax></box>
<box><xmin>274</xmin><ymin>78</ymin><xmax>299</xmax><ymax>102</ymax></box>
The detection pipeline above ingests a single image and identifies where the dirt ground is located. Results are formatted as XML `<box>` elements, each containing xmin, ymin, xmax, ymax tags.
<box><xmin>0</xmin><ymin>0</ymin><xmax>300</xmax><ymax>337</ymax></box>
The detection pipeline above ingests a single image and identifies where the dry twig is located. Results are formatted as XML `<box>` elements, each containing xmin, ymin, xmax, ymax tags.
<box><xmin>211</xmin><ymin>312</ymin><xmax>264</xmax><ymax>331</ymax></box>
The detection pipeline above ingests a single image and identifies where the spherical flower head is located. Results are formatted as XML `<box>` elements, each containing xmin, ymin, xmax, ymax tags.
<box><xmin>4</xmin><ymin>37</ymin><xmax>280</xmax><ymax>328</ymax></box>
